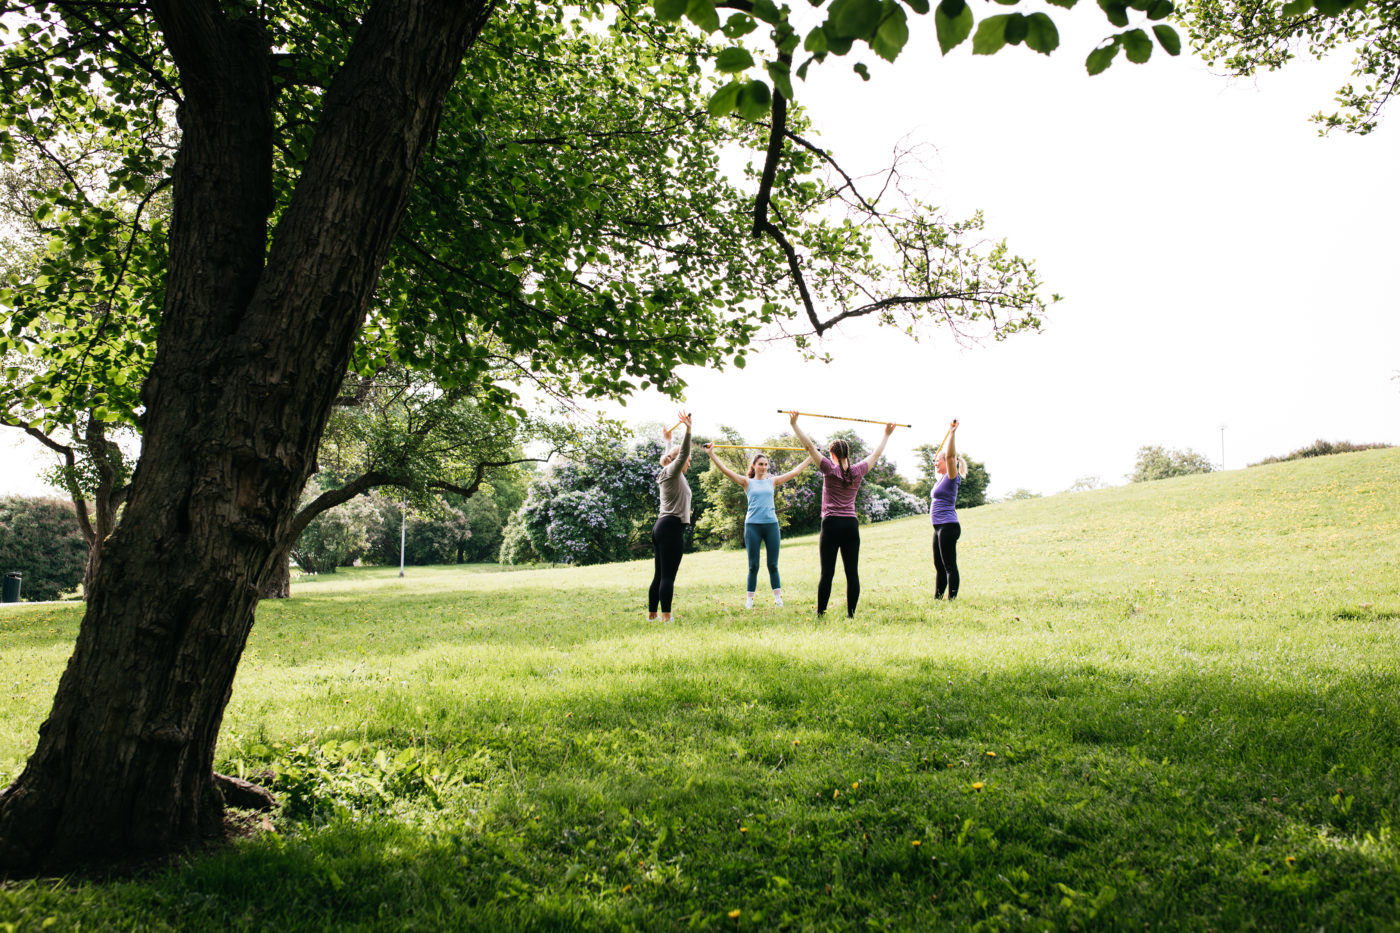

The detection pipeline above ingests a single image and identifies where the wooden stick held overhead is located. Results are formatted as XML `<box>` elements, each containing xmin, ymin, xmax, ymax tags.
<box><xmin>779</xmin><ymin>409</ymin><xmax>911</xmax><ymax>428</ymax></box>
<box><xmin>709</xmin><ymin>444</ymin><xmax>807</xmax><ymax>451</ymax></box>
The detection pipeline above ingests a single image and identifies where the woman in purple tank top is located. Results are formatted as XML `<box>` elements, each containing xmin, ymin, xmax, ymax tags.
<box><xmin>929</xmin><ymin>419</ymin><xmax>965</xmax><ymax>600</ymax></box>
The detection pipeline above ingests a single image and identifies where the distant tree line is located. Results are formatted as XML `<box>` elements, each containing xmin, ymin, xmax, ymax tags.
<box><xmin>1249</xmin><ymin>439</ymin><xmax>1392</xmax><ymax>467</ymax></box>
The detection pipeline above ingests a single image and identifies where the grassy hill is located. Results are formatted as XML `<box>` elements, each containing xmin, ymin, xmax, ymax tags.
<box><xmin>2</xmin><ymin>449</ymin><xmax>1398</xmax><ymax>929</ymax></box>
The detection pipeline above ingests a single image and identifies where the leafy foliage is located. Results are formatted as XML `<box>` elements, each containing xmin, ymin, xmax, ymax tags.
<box><xmin>290</xmin><ymin>485</ymin><xmax>381</xmax><ymax>575</ymax></box>
<box><xmin>1130</xmin><ymin>444</ymin><xmax>1216</xmax><ymax>481</ymax></box>
<box><xmin>1180</xmin><ymin>0</ymin><xmax>1398</xmax><ymax>134</ymax></box>
<box><xmin>0</xmin><ymin>496</ymin><xmax>86</xmax><ymax>600</ymax></box>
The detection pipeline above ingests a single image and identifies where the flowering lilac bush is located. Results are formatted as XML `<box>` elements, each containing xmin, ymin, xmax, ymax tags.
<box><xmin>863</xmin><ymin>483</ymin><xmax>927</xmax><ymax>522</ymax></box>
<box><xmin>500</xmin><ymin>437</ymin><xmax>712</xmax><ymax>565</ymax></box>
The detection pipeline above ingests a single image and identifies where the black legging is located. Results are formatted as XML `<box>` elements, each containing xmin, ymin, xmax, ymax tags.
<box><xmin>817</xmin><ymin>516</ymin><xmax>861</xmax><ymax>617</ymax></box>
<box><xmin>933</xmin><ymin>521</ymin><xmax>961</xmax><ymax>600</ymax></box>
<box><xmin>648</xmin><ymin>515</ymin><xmax>686</xmax><ymax>613</ymax></box>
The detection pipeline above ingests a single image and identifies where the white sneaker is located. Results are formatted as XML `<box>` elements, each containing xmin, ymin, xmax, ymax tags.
<box><xmin>774</xmin><ymin>594</ymin><xmax>784</xmax><ymax>607</ymax></box>
<box><xmin>745</xmin><ymin>595</ymin><xmax>754</xmax><ymax>609</ymax></box>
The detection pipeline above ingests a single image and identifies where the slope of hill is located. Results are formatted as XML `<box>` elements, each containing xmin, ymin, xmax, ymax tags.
<box><xmin>1</xmin><ymin>448</ymin><xmax>1396</xmax><ymax>929</ymax></box>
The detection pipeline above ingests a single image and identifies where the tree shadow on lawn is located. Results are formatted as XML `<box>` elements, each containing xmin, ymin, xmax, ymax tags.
<box><xmin>186</xmin><ymin>654</ymin><xmax>1400</xmax><ymax>930</ymax></box>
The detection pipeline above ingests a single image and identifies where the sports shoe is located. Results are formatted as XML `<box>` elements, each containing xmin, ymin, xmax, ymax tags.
<box><xmin>774</xmin><ymin>594</ymin><xmax>784</xmax><ymax>607</ymax></box>
<box><xmin>745</xmin><ymin>595</ymin><xmax>754</xmax><ymax>609</ymax></box>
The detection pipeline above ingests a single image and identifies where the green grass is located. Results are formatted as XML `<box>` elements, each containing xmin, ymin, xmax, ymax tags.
<box><xmin>2</xmin><ymin>449</ymin><xmax>1399</xmax><ymax>930</ymax></box>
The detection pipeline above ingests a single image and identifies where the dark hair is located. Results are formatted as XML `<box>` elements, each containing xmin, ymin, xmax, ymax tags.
<box><xmin>746</xmin><ymin>453</ymin><xmax>768</xmax><ymax>479</ymax></box>
<box><xmin>829</xmin><ymin>439</ymin><xmax>853</xmax><ymax>486</ymax></box>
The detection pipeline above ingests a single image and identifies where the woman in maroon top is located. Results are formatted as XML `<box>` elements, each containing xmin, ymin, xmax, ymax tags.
<box><xmin>790</xmin><ymin>411</ymin><xmax>897</xmax><ymax>618</ymax></box>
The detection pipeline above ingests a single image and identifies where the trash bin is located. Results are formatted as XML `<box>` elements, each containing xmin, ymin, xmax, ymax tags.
<box><xmin>2</xmin><ymin>572</ymin><xmax>20</xmax><ymax>603</ymax></box>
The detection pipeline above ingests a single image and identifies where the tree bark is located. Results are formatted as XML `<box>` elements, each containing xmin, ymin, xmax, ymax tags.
<box><xmin>0</xmin><ymin>0</ymin><xmax>493</xmax><ymax>873</ymax></box>
<box><xmin>258</xmin><ymin>555</ymin><xmax>291</xmax><ymax>600</ymax></box>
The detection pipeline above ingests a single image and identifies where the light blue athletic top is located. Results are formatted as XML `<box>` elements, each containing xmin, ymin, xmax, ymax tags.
<box><xmin>746</xmin><ymin>477</ymin><xmax>777</xmax><ymax>524</ymax></box>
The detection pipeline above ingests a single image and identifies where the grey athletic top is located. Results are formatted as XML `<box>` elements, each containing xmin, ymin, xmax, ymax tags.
<box><xmin>657</xmin><ymin>431</ymin><xmax>693</xmax><ymax>522</ymax></box>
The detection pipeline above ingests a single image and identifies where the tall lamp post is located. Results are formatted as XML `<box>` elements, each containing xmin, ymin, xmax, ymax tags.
<box><xmin>1219</xmin><ymin>424</ymin><xmax>1227</xmax><ymax>470</ymax></box>
<box><xmin>399</xmin><ymin>505</ymin><xmax>406</xmax><ymax>578</ymax></box>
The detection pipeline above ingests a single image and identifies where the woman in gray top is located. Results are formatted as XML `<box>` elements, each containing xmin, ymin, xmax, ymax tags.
<box><xmin>648</xmin><ymin>411</ymin><xmax>693</xmax><ymax>622</ymax></box>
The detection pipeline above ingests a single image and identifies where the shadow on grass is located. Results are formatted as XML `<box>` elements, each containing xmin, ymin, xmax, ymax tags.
<box><xmin>183</xmin><ymin>655</ymin><xmax>1400</xmax><ymax>929</ymax></box>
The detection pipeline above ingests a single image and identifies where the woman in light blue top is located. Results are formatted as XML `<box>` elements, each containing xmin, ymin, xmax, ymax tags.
<box><xmin>704</xmin><ymin>446</ymin><xmax>814</xmax><ymax>608</ymax></box>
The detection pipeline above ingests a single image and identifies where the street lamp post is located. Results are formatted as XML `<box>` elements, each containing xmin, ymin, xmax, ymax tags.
<box><xmin>1219</xmin><ymin>424</ymin><xmax>1226</xmax><ymax>470</ymax></box>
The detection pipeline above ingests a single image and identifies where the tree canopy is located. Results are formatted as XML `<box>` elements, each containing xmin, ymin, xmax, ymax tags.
<box><xmin>1180</xmin><ymin>0</ymin><xmax>1397</xmax><ymax>134</ymax></box>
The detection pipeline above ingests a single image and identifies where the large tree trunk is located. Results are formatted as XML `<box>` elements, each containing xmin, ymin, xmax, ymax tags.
<box><xmin>0</xmin><ymin>0</ymin><xmax>492</xmax><ymax>874</ymax></box>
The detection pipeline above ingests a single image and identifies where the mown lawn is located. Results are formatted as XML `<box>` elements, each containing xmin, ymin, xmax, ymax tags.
<box><xmin>2</xmin><ymin>449</ymin><xmax>1398</xmax><ymax>930</ymax></box>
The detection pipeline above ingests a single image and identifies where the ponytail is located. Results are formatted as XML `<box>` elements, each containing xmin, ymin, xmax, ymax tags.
<box><xmin>829</xmin><ymin>439</ymin><xmax>854</xmax><ymax>486</ymax></box>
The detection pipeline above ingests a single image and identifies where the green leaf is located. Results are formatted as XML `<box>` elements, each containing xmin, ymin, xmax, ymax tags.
<box><xmin>654</xmin><ymin>0</ymin><xmax>688</xmax><ymax>20</ymax></box>
<box><xmin>1024</xmin><ymin>12</ymin><xmax>1060</xmax><ymax>52</ymax></box>
<box><xmin>1146</xmin><ymin>0</ymin><xmax>1173</xmax><ymax>18</ymax></box>
<box><xmin>685</xmin><ymin>0</ymin><xmax>721</xmax><ymax>32</ymax></box>
<box><xmin>939</xmin><ymin>0</ymin><xmax>966</xmax><ymax>18</ymax></box>
<box><xmin>734</xmin><ymin>79</ymin><xmax>772</xmax><ymax>120</ymax></box>
<box><xmin>873</xmin><ymin>6</ymin><xmax>910</xmax><ymax>60</ymax></box>
<box><xmin>722</xmin><ymin>13</ymin><xmax>758</xmax><ymax>37</ymax></box>
<box><xmin>1122</xmin><ymin>27</ymin><xmax>1152</xmax><ymax>62</ymax></box>
<box><xmin>751</xmin><ymin>0</ymin><xmax>783</xmax><ymax>23</ymax></box>
<box><xmin>827</xmin><ymin>0</ymin><xmax>884</xmax><ymax>38</ymax></box>
<box><xmin>972</xmin><ymin>14</ymin><xmax>1010</xmax><ymax>54</ymax></box>
<box><xmin>1085</xmin><ymin>37</ymin><xmax>1120</xmax><ymax>73</ymax></box>
<box><xmin>776</xmin><ymin>23</ymin><xmax>801</xmax><ymax>53</ymax></box>
<box><xmin>1280</xmin><ymin>0</ymin><xmax>1311</xmax><ymax>13</ymax></box>
<box><xmin>1152</xmin><ymin>23</ymin><xmax>1181</xmax><ymax>54</ymax></box>
<box><xmin>1313</xmin><ymin>0</ymin><xmax>1344</xmax><ymax>13</ymax></box>
<box><xmin>853</xmin><ymin>61</ymin><xmax>871</xmax><ymax>79</ymax></box>
<box><xmin>805</xmin><ymin>25</ymin><xmax>830</xmax><ymax>53</ymax></box>
<box><xmin>1097</xmin><ymin>0</ymin><xmax>1130</xmax><ymax>26</ymax></box>
<box><xmin>766</xmin><ymin>59</ymin><xmax>795</xmax><ymax>100</ymax></box>
<box><xmin>1045</xmin><ymin>0</ymin><xmax>1078</xmax><ymax>7</ymax></box>
<box><xmin>716</xmin><ymin>46</ymin><xmax>756</xmax><ymax>72</ymax></box>
<box><xmin>707</xmin><ymin>82</ymin><xmax>742</xmax><ymax>116</ymax></box>
<box><xmin>935</xmin><ymin>1</ymin><xmax>974</xmax><ymax>52</ymax></box>
<box><xmin>1004</xmin><ymin>12</ymin><xmax>1029</xmax><ymax>43</ymax></box>
<box><xmin>905</xmin><ymin>0</ymin><xmax>931</xmax><ymax>12</ymax></box>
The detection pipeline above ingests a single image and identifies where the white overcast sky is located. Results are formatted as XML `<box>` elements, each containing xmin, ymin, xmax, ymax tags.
<box><xmin>603</xmin><ymin>14</ymin><xmax>1400</xmax><ymax>495</ymax></box>
<box><xmin>3</xmin><ymin>14</ymin><xmax>1397</xmax><ymax>498</ymax></box>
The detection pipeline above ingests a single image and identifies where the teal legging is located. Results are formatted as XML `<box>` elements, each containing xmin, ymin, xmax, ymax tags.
<box><xmin>744</xmin><ymin>522</ymin><xmax>781</xmax><ymax>591</ymax></box>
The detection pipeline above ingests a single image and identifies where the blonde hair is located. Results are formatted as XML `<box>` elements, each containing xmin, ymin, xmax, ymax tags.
<box><xmin>660</xmin><ymin>445</ymin><xmax>682</xmax><ymax>466</ymax></box>
<box><xmin>938</xmin><ymin>451</ymin><xmax>969</xmax><ymax>479</ymax></box>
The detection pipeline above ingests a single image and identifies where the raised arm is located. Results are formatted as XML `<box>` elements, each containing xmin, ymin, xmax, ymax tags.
<box><xmin>863</xmin><ymin>422</ymin><xmax>897</xmax><ymax>470</ymax></box>
<box><xmin>659</xmin><ymin>411</ymin><xmax>692</xmax><ymax>480</ymax></box>
<box><xmin>772</xmin><ymin>454</ymin><xmax>815</xmax><ymax>487</ymax></box>
<box><xmin>944</xmin><ymin>419</ymin><xmax>959</xmax><ymax>473</ymax></box>
<box><xmin>704</xmin><ymin>443</ymin><xmax>748</xmax><ymax>488</ymax></box>
<box><xmin>788</xmin><ymin>411</ymin><xmax>822</xmax><ymax>463</ymax></box>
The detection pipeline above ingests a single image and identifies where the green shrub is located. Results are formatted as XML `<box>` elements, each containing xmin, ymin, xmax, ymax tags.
<box><xmin>0</xmin><ymin>496</ymin><xmax>87</xmax><ymax>601</ymax></box>
<box><xmin>1130</xmin><ymin>445</ymin><xmax>1215</xmax><ymax>482</ymax></box>
<box><xmin>1250</xmin><ymin>439</ymin><xmax>1392</xmax><ymax>466</ymax></box>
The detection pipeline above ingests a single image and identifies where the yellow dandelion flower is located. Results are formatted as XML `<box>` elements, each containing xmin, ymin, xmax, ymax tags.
<box><xmin>912</xmin><ymin>840</ymin><xmax>922</xmax><ymax>847</ymax></box>
<box><xmin>986</xmin><ymin>751</ymin><xmax>997</xmax><ymax>758</ymax></box>
<box><xmin>1286</xmin><ymin>856</ymin><xmax>1297</xmax><ymax>865</ymax></box>
<box><xmin>833</xmin><ymin>789</ymin><xmax>840</xmax><ymax>799</ymax></box>
<box><xmin>852</xmin><ymin>781</ymin><xmax>860</xmax><ymax>789</ymax></box>
<box><xmin>972</xmin><ymin>781</ymin><xmax>985</xmax><ymax>790</ymax></box>
<box><xmin>739</xmin><ymin>826</ymin><xmax>748</xmax><ymax>833</ymax></box>
<box><xmin>622</xmin><ymin>885</ymin><xmax>631</xmax><ymax>893</ymax></box>
<box><xmin>792</xmin><ymin>739</ymin><xmax>801</xmax><ymax>746</ymax></box>
<box><xmin>728</xmin><ymin>909</ymin><xmax>741</xmax><ymax>919</ymax></box>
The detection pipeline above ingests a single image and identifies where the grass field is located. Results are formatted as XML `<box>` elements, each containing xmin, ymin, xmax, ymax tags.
<box><xmin>2</xmin><ymin>449</ymin><xmax>1398</xmax><ymax>930</ymax></box>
